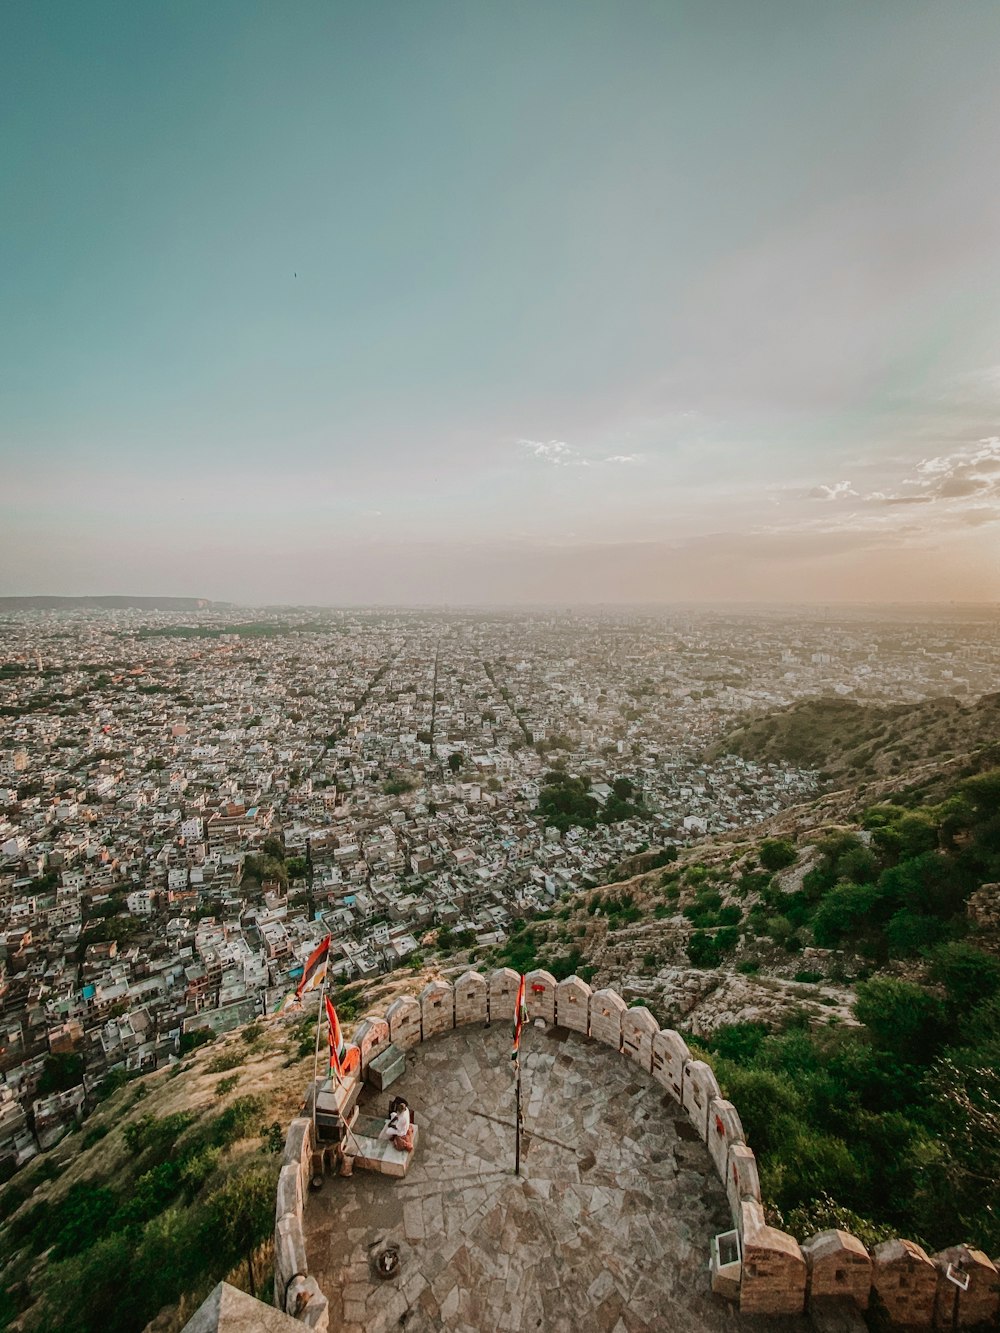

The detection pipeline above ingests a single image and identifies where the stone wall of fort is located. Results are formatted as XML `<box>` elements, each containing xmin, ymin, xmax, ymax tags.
<box><xmin>273</xmin><ymin>969</ymin><xmax>1000</xmax><ymax>1329</ymax></box>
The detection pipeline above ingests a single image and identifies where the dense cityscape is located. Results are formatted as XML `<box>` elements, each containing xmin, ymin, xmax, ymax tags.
<box><xmin>1</xmin><ymin>603</ymin><xmax>999</xmax><ymax>1170</ymax></box>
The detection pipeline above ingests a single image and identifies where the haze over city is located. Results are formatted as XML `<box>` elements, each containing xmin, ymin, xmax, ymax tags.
<box><xmin>4</xmin><ymin>1</ymin><xmax>1000</xmax><ymax>603</ymax></box>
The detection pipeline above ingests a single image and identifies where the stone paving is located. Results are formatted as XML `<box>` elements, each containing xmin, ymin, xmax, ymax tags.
<box><xmin>303</xmin><ymin>1022</ymin><xmax>803</xmax><ymax>1333</ymax></box>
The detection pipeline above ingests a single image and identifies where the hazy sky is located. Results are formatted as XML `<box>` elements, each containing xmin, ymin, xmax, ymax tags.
<box><xmin>4</xmin><ymin>1</ymin><xmax>1000</xmax><ymax>605</ymax></box>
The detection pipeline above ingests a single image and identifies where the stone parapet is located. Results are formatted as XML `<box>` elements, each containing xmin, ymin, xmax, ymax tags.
<box><xmin>739</xmin><ymin>1199</ymin><xmax>808</xmax><ymax>1316</ymax></box>
<box><xmin>707</xmin><ymin>1097</ymin><xmax>744</xmax><ymax>1182</ymax></box>
<box><xmin>454</xmin><ymin>969</ymin><xmax>488</xmax><ymax>1025</ymax></box>
<box><xmin>386</xmin><ymin>993</ymin><xmax>421</xmax><ymax>1050</ymax></box>
<box><xmin>524</xmin><ymin>969</ymin><xmax>556</xmax><ymax>1024</ymax></box>
<box><xmin>555</xmin><ymin>975</ymin><xmax>591</xmax><ymax>1035</ymax></box>
<box><xmin>651</xmin><ymin>1028</ymin><xmax>688</xmax><ymax>1102</ymax></box>
<box><xmin>352</xmin><ymin>1015</ymin><xmax>389</xmax><ymax>1072</ymax></box>
<box><xmin>931</xmin><ymin>1244</ymin><xmax>999</xmax><ymax>1329</ymax></box>
<box><xmin>276</xmin><ymin>981</ymin><xmax>995</xmax><ymax>1328</ymax></box>
<box><xmin>801</xmin><ymin>1228</ymin><xmax>872</xmax><ymax>1310</ymax></box>
<box><xmin>488</xmin><ymin>967</ymin><xmax>521</xmax><ymax>1023</ymax></box>
<box><xmin>681</xmin><ymin>1059</ymin><xmax>721</xmax><ymax>1141</ymax></box>
<box><xmin>419</xmin><ymin>979</ymin><xmax>454</xmax><ymax>1039</ymax></box>
<box><xmin>621</xmin><ymin>1006</ymin><xmax>657</xmax><ymax>1071</ymax></box>
<box><xmin>872</xmin><ymin>1238</ymin><xmax>938</xmax><ymax>1328</ymax></box>
<box><xmin>590</xmin><ymin>988</ymin><xmax>627</xmax><ymax>1050</ymax></box>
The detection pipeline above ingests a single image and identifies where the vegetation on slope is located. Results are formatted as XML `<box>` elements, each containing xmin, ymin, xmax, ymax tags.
<box><xmin>712</xmin><ymin>690</ymin><xmax>1000</xmax><ymax>782</ymax></box>
<box><xmin>0</xmin><ymin>1021</ymin><xmax>313</xmax><ymax>1333</ymax></box>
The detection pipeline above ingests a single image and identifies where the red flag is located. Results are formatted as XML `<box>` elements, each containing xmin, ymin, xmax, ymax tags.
<box><xmin>325</xmin><ymin>995</ymin><xmax>345</xmax><ymax>1077</ymax></box>
<box><xmin>512</xmin><ymin>973</ymin><xmax>526</xmax><ymax>1062</ymax></box>
<box><xmin>295</xmin><ymin>935</ymin><xmax>331</xmax><ymax>1000</ymax></box>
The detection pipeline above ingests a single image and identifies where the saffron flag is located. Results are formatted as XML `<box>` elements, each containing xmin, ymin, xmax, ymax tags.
<box><xmin>512</xmin><ymin>973</ymin><xmax>526</xmax><ymax>1062</ymax></box>
<box><xmin>325</xmin><ymin>995</ymin><xmax>346</xmax><ymax>1076</ymax></box>
<box><xmin>295</xmin><ymin>935</ymin><xmax>331</xmax><ymax>1000</ymax></box>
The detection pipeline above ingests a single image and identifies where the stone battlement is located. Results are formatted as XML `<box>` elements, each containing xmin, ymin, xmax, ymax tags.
<box><xmin>272</xmin><ymin>969</ymin><xmax>1000</xmax><ymax>1329</ymax></box>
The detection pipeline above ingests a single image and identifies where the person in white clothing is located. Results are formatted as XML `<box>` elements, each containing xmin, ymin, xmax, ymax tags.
<box><xmin>380</xmin><ymin>1097</ymin><xmax>414</xmax><ymax>1151</ymax></box>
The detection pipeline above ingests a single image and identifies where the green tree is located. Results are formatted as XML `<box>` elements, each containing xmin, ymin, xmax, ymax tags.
<box><xmin>854</xmin><ymin>977</ymin><xmax>946</xmax><ymax>1064</ymax></box>
<box><xmin>759</xmin><ymin>838</ymin><xmax>797</xmax><ymax>871</ymax></box>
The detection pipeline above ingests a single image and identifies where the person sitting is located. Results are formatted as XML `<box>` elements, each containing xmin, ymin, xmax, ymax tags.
<box><xmin>380</xmin><ymin>1096</ymin><xmax>414</xmax><ymax>1152</ymax></box>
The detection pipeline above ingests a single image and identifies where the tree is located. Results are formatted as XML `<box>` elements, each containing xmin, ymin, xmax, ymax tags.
<box><xmin>37</xmin><ymin>1052</ymin><xmax>84</xmax><ymax>1096</ymax></box>
<box><xmin>854</xmin><ymin>977</ymin><xmax>946</xmax><ymax>1064</ymax></box>
<box><xmin>759</xmin><ymin>838</ymin><xmax>797</xmax><ymax>872</ymax></box>
<box><xmin>928</xmin><ymin>942</ymin><xmax>1000</xmax><ymax>1015</ymax></box>
<box><xmin>447</xmin><ymin>752</ymin><xmax>463</xmax><ymax>773</ymax></box>
<box><xmin>201</xmin><ymin>1166</ymin><xmax>277</xmax><ymax>1296</ymax></box>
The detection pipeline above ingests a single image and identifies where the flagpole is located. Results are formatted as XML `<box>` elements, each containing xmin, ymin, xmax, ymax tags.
<box><xmin>514</xmin><ymin>1058</ymin><xmax>522</xmax><ymax>1176</ymax></box>
<box><xmin>311</xmin><ymin>973</ymin><xmax>328</xmax><ymax>1146</ymax></box>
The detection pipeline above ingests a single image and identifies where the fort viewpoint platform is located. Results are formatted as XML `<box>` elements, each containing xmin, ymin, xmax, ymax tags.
<box><xmin>301</xmin><ymin>1022</ymin><xmax>796</xmax><ymax>1333</ymax></box>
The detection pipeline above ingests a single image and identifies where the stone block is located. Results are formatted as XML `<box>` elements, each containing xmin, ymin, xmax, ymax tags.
<box><xmin>276</xmin><ymin>1162</ymin><xmax>302</xmax><ymax>1221</ymax></box>
<box><xmin>488</xmin><ymin>967</ymin><xmax>521</xmax><ymax>1023</ymax></box>
<box><xmin>366</xmin><ymin>1043</ymin><xmax>405</xmax><ymax>1091</ymax></box>
<box><xmin>739</xmin><ymin>1199</ymin><xmax>807</xmax><ymax>1317</ymax></box>
<box><xmin>454</xmin><ymin>969</ymin><xmax>488</xmax><ymax>1025</ymax></box>
<box><xmin>348</xmin><ymin>1121</ymin><xmax>420</xmax><ymax>1178</ymax></box>
<box><xmin>352</xmin><ymin>1015</ymin><xmax>390</xmax><ymax>1071</ymax></box>
<box><xmin>555</xmin><ymin>975</ymin><xmax>591</xmax><ymax>1035</ymax></box>
<box><xmin>590</xmin><ymin>988</ymin><xmax>627</xmax><ymax>1051</ymax></box>
<box><xmin>932</xmin><ymin>1244</ymin><xmax>999</xmax><ymax>1328</ymax></box>
<box><xmin>274</xmin><ymin>1211</ymin><xmax>308</xmax><ymax>1304</ymax></box>
<box><xmin>282</xmin><ymin>1117</ymin><xmax>313</xmax><ymax>1197</ymax></box>
<box><xmin>621</xmin><ymin>1006</ymin><xmax>658</xmax><ymax>1071</ymax></box>
<box><xmin>682</xmin><ymin>1059</ymin><xmax>721</xmax><ymax>1140</ymax></box>
<box><xmin>728</xmin><ymin>1143</ymin><xmax>762</xmax><ymax>1230</ymax></box>
<box><xmin>651</xmin><ymin>1028</ymin><xmax>689</xmax><ymax>1102</ymax></box>
<box><xmin>524</xmin><ymin>969</ymin><xmax>556</xmax><ymax>1024</ymax></box>
<box><xmin>286</xmin><ymin>1275</ymin><xmax>330</xmax><ymax>1330</ymax></box>
<box><xmin>707</xmin><ymin>1097</ymin><xmax>744</xmax><ymax>1183</ymax></box>
<box><xmin>386</xmin><ymin>993</ymin><xmax>422</xmax><ymax>1050</ymax></box>
<box><xmin>802</xmin><ymin>1229</ymin><xmax>872</xmax><ymax>1310</ymax></box>
<box><xmin>872</xmin><ymin>1238</ymin><xmax>937</xmax><ymax>1328</ymax></box>
<box><xmin>420</xmin><ymin>979</ymin><xmax>454</xmax><ymax>1039</ymax></box>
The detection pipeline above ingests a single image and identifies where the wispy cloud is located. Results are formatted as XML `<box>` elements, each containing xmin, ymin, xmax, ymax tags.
<box><xmin>517</xmin><ymin>439</ymin><xmax>641</xmax><ymax>468</ymax></box>
<box><xmin>806</xmin><ymin>480</ymin><xmax>859</xmax><ymax>501</ymax></box>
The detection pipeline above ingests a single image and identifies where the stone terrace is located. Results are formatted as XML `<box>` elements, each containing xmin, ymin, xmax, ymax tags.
<box><xmin>303</xmin><ymin>1022</ymin><xmax>807</xmax><ymax>1333</ymax></box>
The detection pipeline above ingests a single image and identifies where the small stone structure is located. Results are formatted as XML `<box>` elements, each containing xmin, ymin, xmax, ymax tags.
<box><xmin>454</xmin><ymin>968</ymin><xmax>488</xmax><ymax>1025</ymax></box>
<box><xmin>419</xmin><ymin>979</ymin><xmax>454</xmax><ymax>1039</ymax></box>
<box><xmin>872</xmin><ymin>1239</ymin><xmax>938</xmax><ymax>1327</ymax></box>
<box><xmin>523</xmin><ymin>968</ymin><xmax>556</xmax><ymax>1024</ymax></box>
<box><xmin>385</xmin><ymin>993</ymin><xmax>421</xmax><ymax>1050</ymax></box>
<box><xmin>589</xmin><ymin>986</ymin><xmax>626</xmax><ymax>1050</ymax></box>
<box><xmin>555</xmin><ymin>974</ymin><xmax>591</xmax><ymax>1035</ymax></box>
<box><xmin>801</xmin><ymin>1228</ymin><xmax>872</xmax><ymax>1310</ymax></box>
<box><xmin>273</xmin><ymin>968</ymin><xmax>996</xmax><ymax>1328</ymax></box>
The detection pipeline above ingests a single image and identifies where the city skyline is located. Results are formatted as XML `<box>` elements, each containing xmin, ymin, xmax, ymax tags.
<box><xmin>4</xmin><ymin>1</ymin><xmax>1000</xmax><ymax>604</ymax></box>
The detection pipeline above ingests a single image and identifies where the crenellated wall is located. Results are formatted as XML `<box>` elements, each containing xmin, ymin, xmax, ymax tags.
<box><xmin>274</xmin><ymin>970</ymin><xmax>1000</xmax><ymax>1329</ymax></box>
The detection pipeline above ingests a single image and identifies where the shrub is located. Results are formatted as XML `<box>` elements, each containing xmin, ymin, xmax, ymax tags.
<box><xmin>759</xmin><ymin>839</ymin><xmax>797</xmax><ymax>872</ymax></box>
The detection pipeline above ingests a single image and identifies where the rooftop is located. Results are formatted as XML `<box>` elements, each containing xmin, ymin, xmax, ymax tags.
<box><xmin>303</xmin><ymin>1023</ymin><xmax>788</xmax><ymax>1333</ymax></box>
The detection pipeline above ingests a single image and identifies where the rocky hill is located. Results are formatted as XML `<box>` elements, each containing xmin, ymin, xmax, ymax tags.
<box><xmin>708</xmin><ymin>689</ymin><xmax>1000</xmax><ymax>782</ymax></box>
<box><xmin>3</xmin><ymin>754</ymin><xmax>999</xmax><ymax>1331</ymax></box>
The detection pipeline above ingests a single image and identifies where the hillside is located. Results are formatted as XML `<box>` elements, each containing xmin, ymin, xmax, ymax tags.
<box><xmin>709</xmin><ymin>689</ymin><xmax>1000</xmax><ymax>781</ymax></box>
<box><xmin>0</xmin><ymin>971</ymin><xmax>427</xmax><ymax>1333</ymax></box>
<box><xmin>3</xmin><ymin>760</ymin><xmax>1000</xmax><ymax>1331</ymax></box>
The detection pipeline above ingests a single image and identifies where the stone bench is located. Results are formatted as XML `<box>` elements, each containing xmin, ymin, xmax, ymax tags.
<box><xmin>366</xmin><ymin>1043</ymin><xmax>406</xmax><ymax>1091</ymax></box>
<box><xmin>346</xmin><ymin>1113</ymin><xmax>420</xmax><ymax>1178</ymax></box>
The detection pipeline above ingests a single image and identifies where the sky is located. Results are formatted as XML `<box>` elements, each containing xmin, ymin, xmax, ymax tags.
<box><xmin>3</xmin><ymin>0</ymin><xmax>1000</xmax><ymax>606</ymax></box>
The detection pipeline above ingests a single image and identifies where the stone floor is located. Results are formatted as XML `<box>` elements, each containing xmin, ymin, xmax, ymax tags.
<box><xmin>303</xmin><ymin>1022</ymin><xmax>809</xmax><ymax>1333</ymax></box>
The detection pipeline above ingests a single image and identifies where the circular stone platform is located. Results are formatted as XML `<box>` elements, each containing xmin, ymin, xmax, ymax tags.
<box><xmin>303</xmin><ymin>1022</ymin><xmax>757</xmax><ymax>1333</ymax></box>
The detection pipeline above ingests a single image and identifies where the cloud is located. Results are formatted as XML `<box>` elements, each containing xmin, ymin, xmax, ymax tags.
<box><xmin>517</xmin><ymin>438</ymin><xmax>591</xmax><ymax>467</ymax></box>
<box><xmin>604</xmin><ymin>453</ymin><xmax>640</xmax><ymax>464</ymax></box>
<box><xmin>807</xmin><ymin>480</ymin><xmax>859</xmax><ymax>501</ymax></box>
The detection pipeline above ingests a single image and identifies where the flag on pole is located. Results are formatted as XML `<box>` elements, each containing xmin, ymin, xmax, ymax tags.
<box><xmin>512</xmin><ymin>973</ymin><xmax>526</xmax><ymax>1062</ymax></box>
<box><xmin>295</xmin><ymin>935</ymin><xmax>331</xmax><ymax>1000</ymax></box>
<box><xmin>325</xmin><ymin>995</ymin><xmax>346</xmax><ymax>1076</ymax></box>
